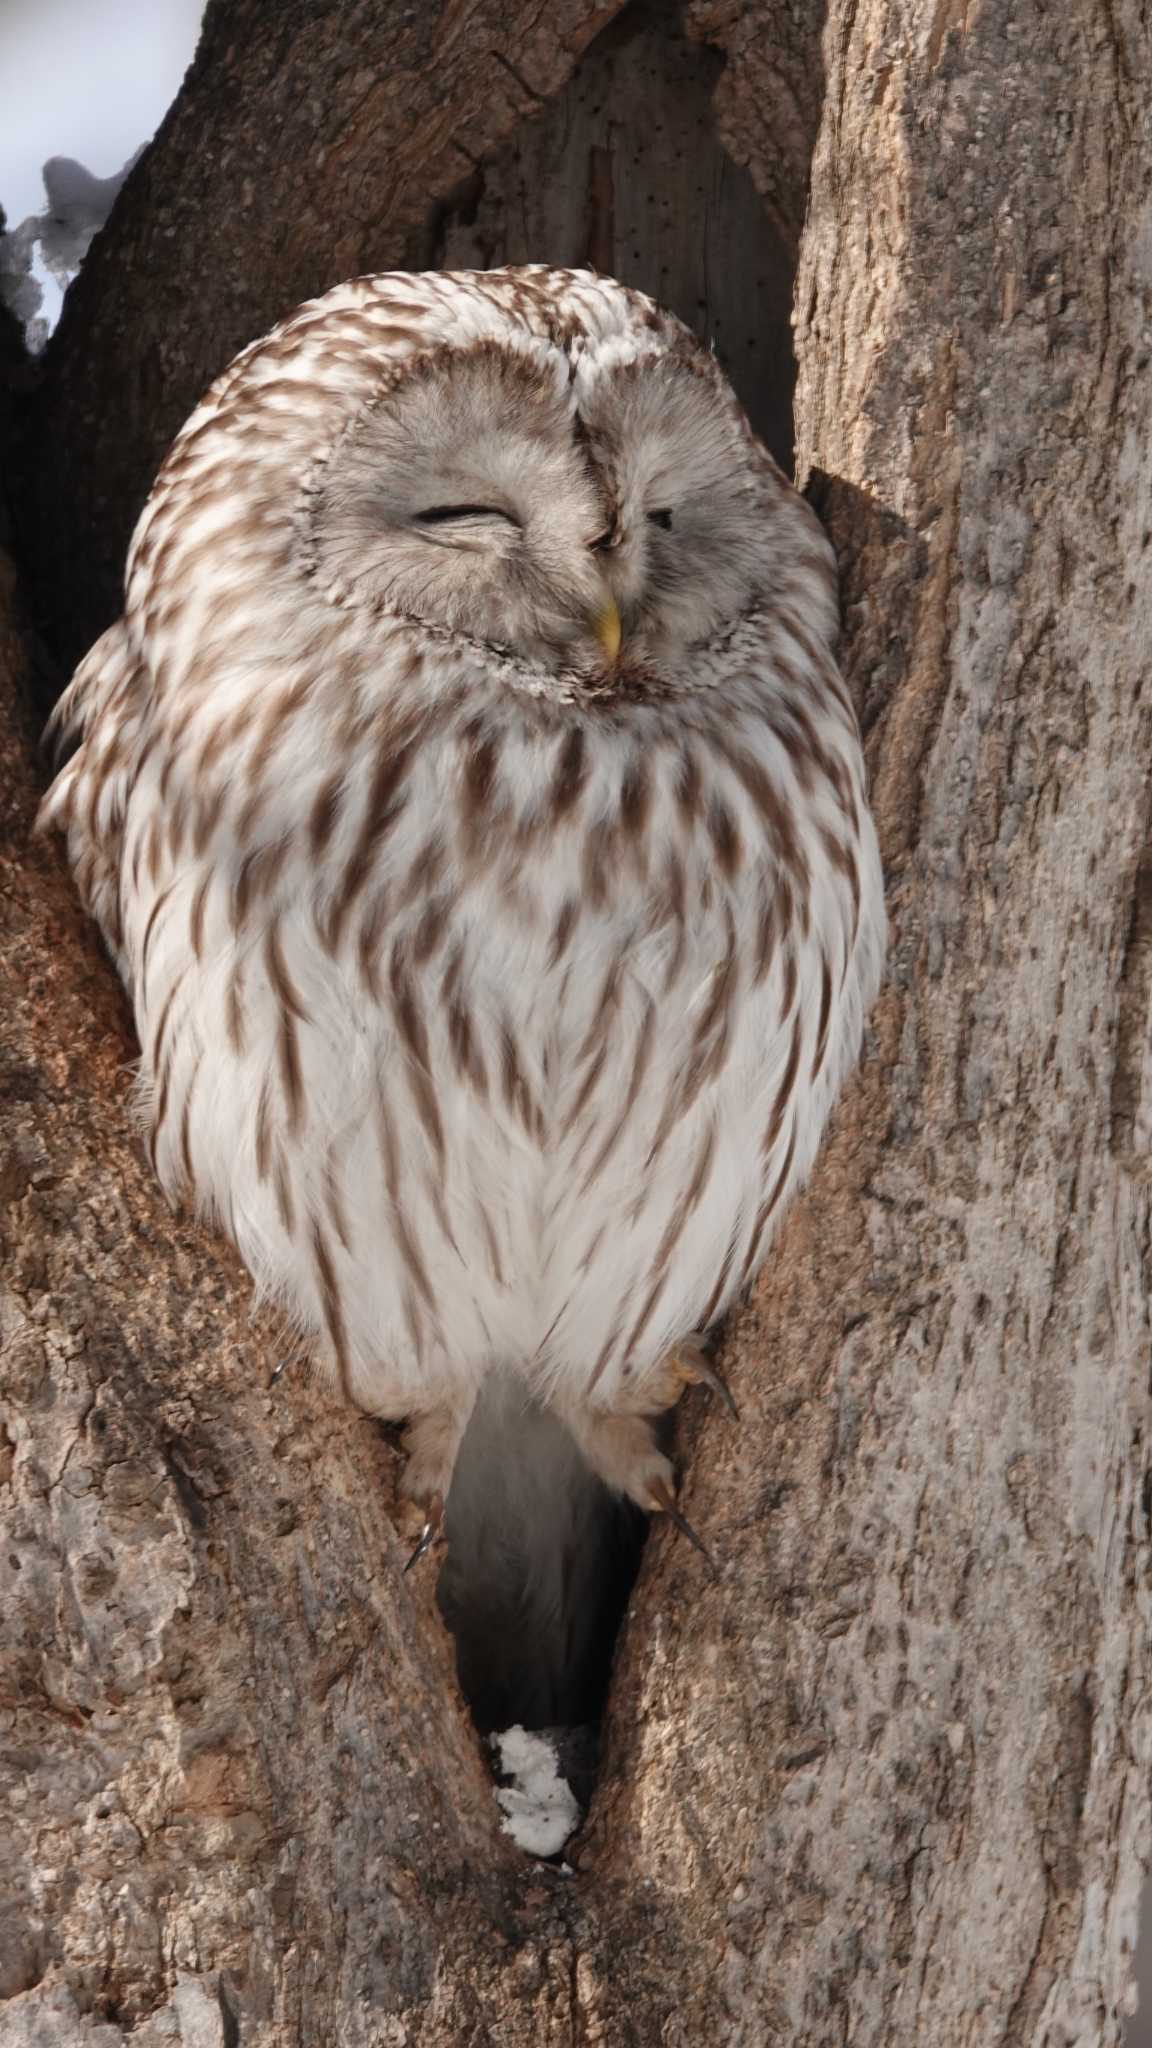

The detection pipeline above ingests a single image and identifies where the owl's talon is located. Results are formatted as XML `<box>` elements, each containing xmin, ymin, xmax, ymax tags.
<box><xmin>676</xmin><ymin>1337</ymin><xmax>739</xmax><ymax>1422</ymax></box>
<box><xmin>648</xmin><ymin>1476</ymin><xmax>718</xmax><ymax>1572</ymax></box>
<box><xmin>403</xmin><ymin>1491</ymin><xmax>444</xmax><ymax>1574</ymax></box>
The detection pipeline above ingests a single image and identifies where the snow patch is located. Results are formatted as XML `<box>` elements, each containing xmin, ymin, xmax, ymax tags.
<box><xmin>493</xmin><ymin>1726</ymin><xmax>580</xmax><ymax>1857</ymax></box>
<box><xmin>0</xmin><ymin>149</ymin><xmax>142</xmax><ymax>349</ymax></box>
<box><xmin>38</xmin><ymin>151</ymin><xmax>144</xmax><ymax>285</ymax></box>
<box><xmin>0</xmin><ymin>214</ymin><xmax>45</xmax><ymax>348</ymax></box>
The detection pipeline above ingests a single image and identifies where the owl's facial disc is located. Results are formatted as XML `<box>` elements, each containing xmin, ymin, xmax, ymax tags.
<box><xmin>310</xmin><ymin>336</ymin><xmax>768</xmax><ymax>685</ymax></box>
<box><xmin>310</xmin><ymin>342</ymin><xmax>620</xmax><ymax>676</ymax></box>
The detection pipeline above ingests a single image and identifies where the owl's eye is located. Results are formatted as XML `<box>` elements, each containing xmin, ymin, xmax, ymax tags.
<box><xmin>416</xmin><ymin>504</ymin><xmax>513</xmax><ymax>524</ymax></box>
<box><xmin>648</xmin><ymin>508</ymin><xmax>674</xmax><ymax>531</ymax></box>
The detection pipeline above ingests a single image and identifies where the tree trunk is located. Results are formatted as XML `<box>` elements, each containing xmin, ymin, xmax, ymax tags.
<box><xmin>4</xmin><ymin>0</ymin><xmax>1151</xmax><ymax>2041</ymax></box>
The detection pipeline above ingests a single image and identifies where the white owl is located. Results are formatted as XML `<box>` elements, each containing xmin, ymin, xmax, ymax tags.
<box><xmin>42</xmin><ymin>268</ymin><xmax>885</xmax><ymax>1727</ymax></box>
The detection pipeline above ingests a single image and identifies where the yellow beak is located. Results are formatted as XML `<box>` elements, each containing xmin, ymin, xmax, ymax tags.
<box><xmin>592</xmin><ymin>596</ymin><xmax>622</xmax><ymax>667</ymax></box>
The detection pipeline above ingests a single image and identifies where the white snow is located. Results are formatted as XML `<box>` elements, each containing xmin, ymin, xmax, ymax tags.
<box><xmin>493</xmin><ymin>1726</ymin><xmax>580</xmax><ymax>1857</ymax></box>
<box><xmin>0</xmin><ymin>213</ymin><xmax>44</xmax><ymax>346</ymax></box>
<box><xmin>0</xmin><ymin>149</ymin><xmax>142</xmax><ymax>349</ymax></box>
<box><xmin>38</xmin><ymin>149</ymin><xmax>144</xmax><ymax>285</ymax></box>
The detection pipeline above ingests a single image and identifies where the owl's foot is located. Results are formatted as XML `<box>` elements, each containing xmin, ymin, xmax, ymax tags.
<box><xmin>666</xmin><ymin>1335</ymin><xmax>740</xmax><ymax>1421</ymax></box>
<box><xmin>561</xmin><ymin>1406</ymin><xmax>718</xmax><ymax>1568</ymax></box>
<box><xmin>643</xmin><ymin>1334</ymin><xmax>739</xmax><ymax>1421</ymax></box>
<box><xmin>397</xmin><ymin>1400</ymin><xmax>473</xmax><ymax>1570</ymax></box>
<box><xmin>403</xmin><ymin>1491</ymin><xmax>444</xmax><ymax>1574</ymax></box>
<box><xmin>561</xmin><ymin>1405</ymin><xmax>675</xmax><ymax>1507</ymax></box>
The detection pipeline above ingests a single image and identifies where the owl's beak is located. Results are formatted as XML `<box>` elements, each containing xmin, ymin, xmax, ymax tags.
<box><xmin>591</xmin><ymin>596</ymin><xmax>622</xmax><ymax>668</ymax></box>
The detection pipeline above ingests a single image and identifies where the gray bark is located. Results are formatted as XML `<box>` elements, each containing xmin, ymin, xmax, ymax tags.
<box><xmin>3</xmin><ymin>0</ymin><xmax>1151</xmax><ymax>2040</ymax></box>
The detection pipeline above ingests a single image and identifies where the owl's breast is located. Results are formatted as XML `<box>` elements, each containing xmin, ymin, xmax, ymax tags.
<box><xmin>115</xmin><ymin>670</ymin><xmax>881</xmax><ymax>1408</ymax></box>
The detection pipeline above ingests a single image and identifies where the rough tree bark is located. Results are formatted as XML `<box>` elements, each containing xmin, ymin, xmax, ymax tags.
<box><xmin>3</xmin><ymin>0</ymin><xmax>1151</xmax><ymax>2042</ymax></box>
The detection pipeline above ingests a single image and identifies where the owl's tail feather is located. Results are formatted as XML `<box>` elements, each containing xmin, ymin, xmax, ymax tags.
<box><xmin>436</xmin><ymin>1369</ymin><xmax>643</xmax><ymax>1742</ymax></box>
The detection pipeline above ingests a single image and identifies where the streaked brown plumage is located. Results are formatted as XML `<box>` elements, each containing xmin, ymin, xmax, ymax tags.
<box><xmin>42</xmin><ymin>267</ymin><xmax>885</xmax><ymax>1728</ymax></box>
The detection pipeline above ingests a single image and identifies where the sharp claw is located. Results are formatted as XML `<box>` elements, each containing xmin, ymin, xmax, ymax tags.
<box><xmin>676</xmin><ymin>1337</ymin><xmax>740</xmax><ymax>1421</ymax></box>
<box><xmin>648</xmin><ymin>1477</ymin><xmax>718</xmax><ymax>1573</ymax></box>
<box><xmin>403</xmin><ymin>1491</ymin><xmax>444</xmax><ymax>1574</ymax></box>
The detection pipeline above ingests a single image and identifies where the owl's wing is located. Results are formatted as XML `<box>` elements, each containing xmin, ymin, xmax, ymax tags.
<box><xmin>38</xmin><ymin>618</ymin><xmax>144</xmax><ymax>981</ymax></box>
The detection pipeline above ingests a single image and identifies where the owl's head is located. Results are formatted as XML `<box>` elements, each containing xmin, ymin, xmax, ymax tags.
<box><xmin>309</xmin><ymin>324</ymin><xmax>787</xmax><ymax>689</ymax></box>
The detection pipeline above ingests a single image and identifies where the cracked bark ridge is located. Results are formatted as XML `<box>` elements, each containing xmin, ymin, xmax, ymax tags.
<box><xmin>4</xmin><ymin>0</ymin><xmax>1152</xmax><ymax>2039</ymax></box>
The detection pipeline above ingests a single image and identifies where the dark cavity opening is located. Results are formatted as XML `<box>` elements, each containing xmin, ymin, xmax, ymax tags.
<box><xmin>435</xmin><ymin>1384</ymin><xmax>646</xmax><ymax>1815</ymax></box>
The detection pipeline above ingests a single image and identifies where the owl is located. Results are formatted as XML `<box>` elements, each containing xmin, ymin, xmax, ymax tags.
<box><xmin>42</xmin><ymin>268</ymin><xmax>884</xmax><ymax>1722</ymax></box>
